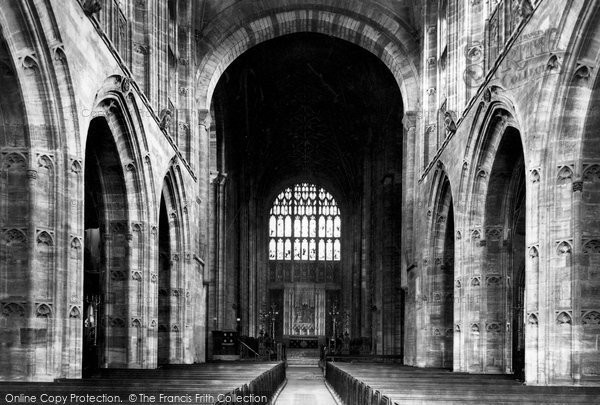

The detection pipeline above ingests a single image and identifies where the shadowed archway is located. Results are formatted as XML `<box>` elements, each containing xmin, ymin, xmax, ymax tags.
<box><xmin>83</xmin><ymin>117</ymin><xmax>129</xmax><ymax>374</ymax></box>
<box><xmin>483</xmin><ymin>127</ymin><xmax>526</xmax><ymax>377</ymax></box>
<box><xmin>209</xmin><ymin>32</ymin><xmax>404</xmax><ymax>357</ymax></box>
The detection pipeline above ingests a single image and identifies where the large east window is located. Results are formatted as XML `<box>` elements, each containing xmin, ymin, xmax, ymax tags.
<box><xmin>269</xmin><ymin>183</ymin><xmax>340</xmax><ymax>261</ymax></box>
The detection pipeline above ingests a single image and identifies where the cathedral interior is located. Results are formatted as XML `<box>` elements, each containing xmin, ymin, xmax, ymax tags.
<box><xmin>1</xmin><ymin>0</ymin><xmax>600</xmax><ymax>403</ymax></box>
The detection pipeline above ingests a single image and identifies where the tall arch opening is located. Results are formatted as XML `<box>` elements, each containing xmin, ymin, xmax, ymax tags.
<box><xmin>577</xmin><ymin>76</ymin><xmax>600</xmax><ymax>381</ymax></box>
<box><xmin>430</xmin><ymin>175</ymin><xmax>454</xmax><ymax>368</ymax></box>
<box><xmin>158</xmin><ymin>175</ymin><xmax>186</xmax><ymax>364</ymax></box>
<box><xmin>83</xmin><ymin>117</ymin><xmax>129</xmax><ymax>374</ymax></box>
<box><xmin>483</xmin><ymin>127</ymin><xmax>525</xmax><ymax>377</ymax></box>
<box><xmin>208</xmin><ymin>32</ymin><xmax>404</xmax><ymax>358</ymax></box>
<box><xmin>158</xmin><ymin>193</ymin><xmax>171</xmax><ymax>364</ymax></box>
<box><xmin>0</xmin><ymin>33</ymin><xmax>30</xmax><ymax>380</ymax></box>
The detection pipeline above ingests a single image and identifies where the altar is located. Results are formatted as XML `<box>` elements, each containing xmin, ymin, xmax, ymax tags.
<box><xmin>285</xmin><ymin>335</ymin><xmax>322</xmax><ymax>349</ymax></box>
<box><xmin>282</xmin><ymin>284</ymin><xmax>326</xmax><ymax>340</ymax></box>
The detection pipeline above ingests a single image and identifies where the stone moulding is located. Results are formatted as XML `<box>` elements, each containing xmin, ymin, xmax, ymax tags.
<box><xmin>556</xmin><ymin>165</ymin><xmax>573</xmax><ymax>183</ymax></box>
<box><xmin>556</xmin><ymin>311</ymin><xmax>572</xmax><ymax>325</ymax></box>
<box><xmin>36</xmin><ymin>230</ymin><xmax>54</xmax><ymax>246</ymax></box>
<box><xmin>528</xmin><ymin>245</ymin><xmax>539</xmax><ymax>258</ymax></box>
<box><xmin>35</xmin><ymin>303</ymin><xmax>52</xmax><ymax>318</ymax></box>
<box><xmin>581</xmin><ymin>311</ymin><xmax>600</xmax><ymax>325</ymax></box>
<box><xmin>546</xmin><ymin>54</ymin><xmax>560</xmax><ymax>70</ymax></box>
<box><xmin>69</xmin><ymin>306</ymin><xmax>82</xmax><ymax>319</ymax></box>
<box><xmin>573</xmin><ymin>64</ymin><xmax>592</xmax><ymax>82</ymax></box>
<box><xmin>486</xmin><ymin>275</ymin><xmax>501</xmax><ymax>286</ymax></box>
<box><xmin>486</xmin><ymin>323</ymin><xmax>501</xmax><ymax>333</ymax></box>
<box><xmin>582</xmin><ymin>239</ymin><xmax>600</xmax><ymax>254</ymax></box>
<box><xmin>3</xmin><ymin>228</ymin><xmax>27</xmax><ymax>245</ymax></box>
<box><xmin>527</xmin><ymin>313</ymin><xmax>539</xmax><ymax>326</ymax></box>
<box><xmin>583</xmin><ymin>164</ymin><xmax>600</xmax><ymax>182</ymax></box>
<box><xmin>530</xmin><ymin>168</ymin><xmax>540</xmax><ymax>183</ymax></box>
<box><xmin>555</xmin><ymin>240</ymin><xmax>573</xmax><ymax>256</ymax></box>
<box><xmin>1</xmin><ymin>302</ymin><xmax>26</xmax><ymax>317</ymax></box>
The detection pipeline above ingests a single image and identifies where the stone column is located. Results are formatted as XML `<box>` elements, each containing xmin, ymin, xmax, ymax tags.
<box><xmin>216</xmin><ymin>173</ymin><xmax>227</xmax><ymax>330</ymax></box>
<box><xmin>571</xmin><ymin>179</ymin><xmax>583</xmax><ymax>382</ymax></box>
<box><xmin>248</xmin><ymin>195</ymin><xmax>257</xmax><ymax>336</ymax></box>
<box><xmin>360</xmin><ymin>148</ymin><xmax>372</xmax><ymax>339</ymax></box>
<box><xmin>423</xmin><ymin>0</ymin><xmax>439</xmax><ymax>167</ymax></box>
<box><xmin>198</xmin><ymin>109</ymin><xmax>210</xmax><ymax>265</ymax></box>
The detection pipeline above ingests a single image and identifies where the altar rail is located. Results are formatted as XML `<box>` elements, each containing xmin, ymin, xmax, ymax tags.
<box><xmin>325</xmin><ymin>362</ymin><xmax>600</xmax><ymax>404</ymax></box>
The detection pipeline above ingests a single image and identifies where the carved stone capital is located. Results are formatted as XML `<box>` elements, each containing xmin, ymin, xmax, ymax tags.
<box><xmin>198</xmin><ymin>109</ymin><xmax>212</xmax><ymax>128</ymax></box>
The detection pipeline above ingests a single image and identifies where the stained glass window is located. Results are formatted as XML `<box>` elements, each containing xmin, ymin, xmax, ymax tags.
<box><xmin>269</xmin><ymin>183</ymin><xmax>341</xmax><ymax>261</ymax></box>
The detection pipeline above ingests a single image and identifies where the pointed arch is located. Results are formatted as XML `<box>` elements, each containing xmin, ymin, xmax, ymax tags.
<box><xmin>421</xmin><ymin>164</ymin><xmax>455</xmax><ymax>369</ymax></box>
<box><xmin>157</xmin><ymin>161</ymin><xmax>192</xmax><ymax>364</ymax></box>
<box><xmin>0</xmin><ymin>0</ymin><xmax>82</xmax><ymax>380</ymax></box>
<box><xmin>459</xmin><ymin>100</ymin><xmax>526</xmax><ymax>376</ymax></box>
<box><xmin>81</xmin><ymin>78</ymin><xmax>157</xmax><ymax>371</ymax></box>
<box><xmin>195</xmin><ymin>1</ymin><xmax>419</xmax><ymax>114</ymax></box>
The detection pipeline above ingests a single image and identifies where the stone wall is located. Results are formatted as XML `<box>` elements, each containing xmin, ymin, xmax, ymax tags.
<box><xmin>411</xmin><ymin>0</ymin><xmax>600</xmax><ymax>386</ymax></box>
<box><xmin>0</xmin><ymin>0</ymin><xmax>205</xmax><ymax>381</ymax></box>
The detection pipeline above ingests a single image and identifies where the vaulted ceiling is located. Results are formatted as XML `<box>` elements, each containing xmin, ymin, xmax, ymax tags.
<box><xmin>214</xmin><ymin>33</ymin><xmax>404</xmax><ymax>200</ymax></box>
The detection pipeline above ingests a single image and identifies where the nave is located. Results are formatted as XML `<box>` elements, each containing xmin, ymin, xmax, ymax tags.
<box><xmin>2</xmin><ymin>0</ymin><xmax>600</xmax><ymax>394</ymax></box>
<box><xmin>273</xmin><ymin>366</ymin><xmax>337</xmax><ymax>405</ymax></box>
<box><xmin>2</xmin><ymin>360</ymin><xmax>600</xmax><ymax>404</ymax></box>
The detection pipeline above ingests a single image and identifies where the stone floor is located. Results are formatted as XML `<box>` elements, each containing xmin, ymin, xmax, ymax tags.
<box><xmin>275</xmin><ymin>366</ymin><xmax>338</xmax><ymax>405</ymax></box>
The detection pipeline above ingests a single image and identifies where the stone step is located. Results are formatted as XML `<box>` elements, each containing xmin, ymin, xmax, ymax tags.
<box><xmin>287</xmin><ymin>357</ymin><xmax>320</xmax><ymax>366</ymax></box>
<box><xmin>286</xmin><ymin>348</ymin><xmax>320</xmax><ymax>358</ymax></box>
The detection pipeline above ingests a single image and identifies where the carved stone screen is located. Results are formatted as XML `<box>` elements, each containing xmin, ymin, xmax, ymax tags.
<box><xmin>283</xmin><ymin>286</ymin><xmax>326</xmax><ymax>336</ymax></box>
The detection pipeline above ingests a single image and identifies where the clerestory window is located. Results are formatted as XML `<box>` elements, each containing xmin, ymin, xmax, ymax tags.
<box><xmin>269</xmin><ymin>183</ymin><xmax>340</xmax><ymax>261</ymax></box>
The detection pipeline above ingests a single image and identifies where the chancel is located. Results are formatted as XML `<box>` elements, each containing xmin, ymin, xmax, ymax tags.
<box><xmin>1</xmin><ymin>0</ymin><xmax>600</xmax><ymax>403</ymax></box>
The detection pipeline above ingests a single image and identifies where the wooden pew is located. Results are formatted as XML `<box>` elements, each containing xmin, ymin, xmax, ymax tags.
<box><xmin>326</xmin><ymin>362</ymin><xmax>600</xmax><ymax>404</ymax></box>
<box><xmin>0</xmin><ymin>362</ymin><xmax>285</xmax><ymax>405</ymax></box>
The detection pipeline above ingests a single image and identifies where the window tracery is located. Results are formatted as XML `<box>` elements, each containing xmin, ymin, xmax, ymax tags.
<box><xmin>269</xmin><ymin>183</ymin><xmax>340</xmax><ymax>261</ymax></box>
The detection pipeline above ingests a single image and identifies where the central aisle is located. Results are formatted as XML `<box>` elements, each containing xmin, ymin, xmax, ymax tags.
<box><xmin>274</xmin><ymin>366</ymin><xmax>338</xmax><ymax>405</ymax></box>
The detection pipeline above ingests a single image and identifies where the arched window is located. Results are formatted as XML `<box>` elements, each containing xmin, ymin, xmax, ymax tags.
<box><xmin>269</xmin><ymin>183</ymin><xmax>341</xmax><ymax>261</ymax></box>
